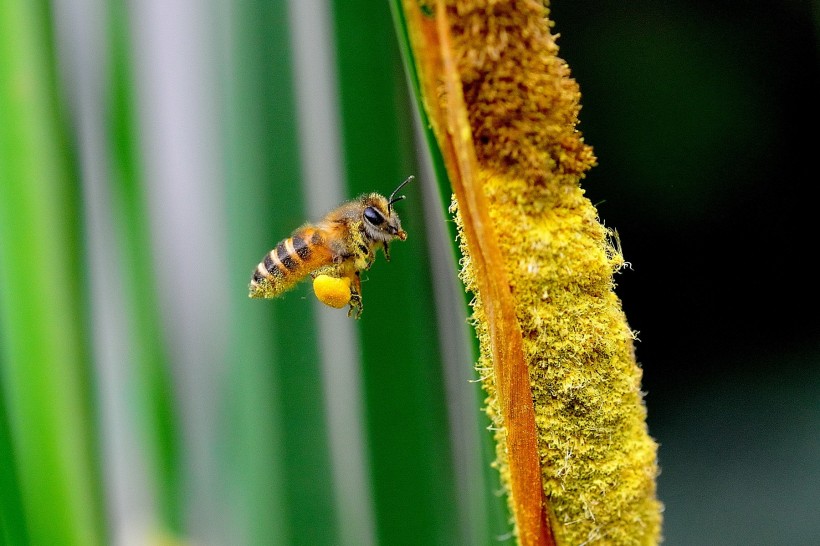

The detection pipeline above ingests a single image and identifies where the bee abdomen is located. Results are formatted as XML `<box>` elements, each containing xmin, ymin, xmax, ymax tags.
<box><xmin>248</xmin><ymin>229</ymin><xmax>331</xmax><ymax>298</ymax></box>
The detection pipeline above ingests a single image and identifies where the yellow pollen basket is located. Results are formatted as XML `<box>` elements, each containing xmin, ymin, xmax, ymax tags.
<box><xmin>312</xmin><ymin>275</ymin><xmax>352</xmax><ymax>309</ymax></box>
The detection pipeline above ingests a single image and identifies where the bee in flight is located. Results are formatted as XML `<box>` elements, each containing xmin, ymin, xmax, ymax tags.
<box><xmin>249</xmin><ymin>176</ymin><xmax>413</xmax><ymax>318</ymax></box>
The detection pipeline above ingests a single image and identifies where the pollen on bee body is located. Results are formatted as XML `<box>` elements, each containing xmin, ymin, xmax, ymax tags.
<box><xmin>313</xmin><ymin>275</ymin><xmax>352</xmax><ymax>309</ymax></box>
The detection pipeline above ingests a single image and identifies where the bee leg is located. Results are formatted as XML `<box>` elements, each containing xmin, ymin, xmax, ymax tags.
<box><xmin>347</xmin><ymin>272</ymin><xmax>363</xmax><ymax>319</ymax></box>
<box><xmin>347</xmin><ymin>293</ymin><xmax>362</xmax><ymax>319</ymax></box>
<box><xmin>382</xmin><ymin>242</ymin><xmax>391</xmax><ymax>262</ymax></box>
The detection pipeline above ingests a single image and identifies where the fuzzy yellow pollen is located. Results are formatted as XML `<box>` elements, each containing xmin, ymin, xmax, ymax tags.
<box><xmin>312</xmin><ymin>275</ymin><xmax>352</xmax><ymax>309</ymax></box>
<box><xmin>400</xmin><ymin>0</ymin><xmax>662</xmax><ymax>543</ymax></box>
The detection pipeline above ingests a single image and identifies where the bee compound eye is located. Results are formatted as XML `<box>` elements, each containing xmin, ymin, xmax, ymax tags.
<box><xmin>363</xmin><ymin>206</ymin><xmax>384</xmax><ymax>226</ymax></box>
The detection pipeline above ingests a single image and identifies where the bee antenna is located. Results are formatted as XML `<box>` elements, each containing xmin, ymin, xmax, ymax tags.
<box><xmin>388</xmin><ymin>175</ymin><xmax>414</xmax><ymax>211</ymax></box>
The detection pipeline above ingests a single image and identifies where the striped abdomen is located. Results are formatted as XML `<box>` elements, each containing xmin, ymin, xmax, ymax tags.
<box><xmin>249</xmin><ymin>227</ymin><xmax>333</xmax><ymax>298</ymax></box>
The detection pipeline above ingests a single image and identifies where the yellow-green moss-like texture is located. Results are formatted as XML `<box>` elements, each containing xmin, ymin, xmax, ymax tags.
<box><xmin>446</xmin><ymin>1</ymin><xmax>663</xmax><ymax>544</ymax></box>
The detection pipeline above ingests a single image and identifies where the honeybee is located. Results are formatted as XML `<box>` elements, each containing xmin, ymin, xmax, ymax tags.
<box><xmin>249</xmin><ymin>176</ymin><xmax>413</xmax><ymax>318</ymax></box>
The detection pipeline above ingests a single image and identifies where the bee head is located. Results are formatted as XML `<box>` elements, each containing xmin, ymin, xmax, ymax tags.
<box><xmin>361</xmin><ymin>175</ymin><xmax>413</xmax><ymax>243</ymax></box>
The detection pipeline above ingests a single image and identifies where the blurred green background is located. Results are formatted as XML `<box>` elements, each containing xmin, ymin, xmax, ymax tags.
<box><xmin>1</xmin><ymin>1</ymin><xmax>818</xmax><ymax>545</ymax></box>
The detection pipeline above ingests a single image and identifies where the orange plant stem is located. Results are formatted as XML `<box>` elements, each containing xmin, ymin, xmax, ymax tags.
<box><xmin>401</xmin><ymin>2</ymin><xmax>555</xmax><ymax>545</ymax></box>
